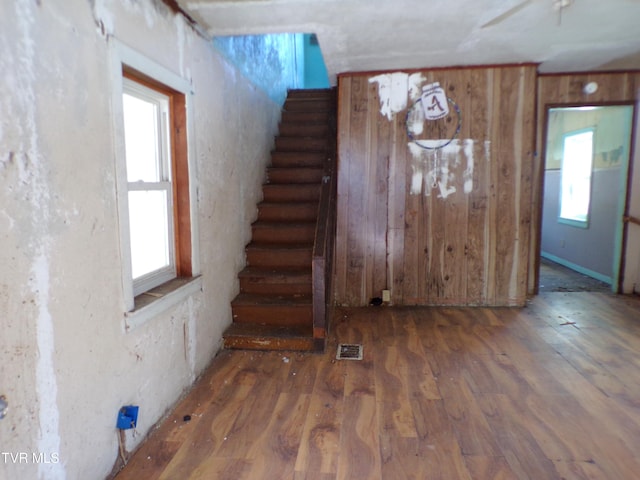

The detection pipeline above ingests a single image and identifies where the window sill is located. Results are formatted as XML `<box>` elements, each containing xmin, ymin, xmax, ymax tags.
<box><xmin>558</xmin><ymin>217</ymin><xmax>589</xmax><ymax>229</ymax></box>
<box><xmin>124</xmin><ymin>276</ymin><xmax>202</xmax><ymax>331</ymax></box>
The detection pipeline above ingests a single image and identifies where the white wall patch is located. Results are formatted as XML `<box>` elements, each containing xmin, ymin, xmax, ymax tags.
<box><xmin>368</xmin><ymin>72</ymin><xmax>408</xmax><ymax>121</ymax></box>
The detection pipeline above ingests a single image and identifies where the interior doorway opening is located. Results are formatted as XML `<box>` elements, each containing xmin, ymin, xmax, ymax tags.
<box><xmin>540</xmin><ymin>105</ymin><xmax>634</xmax><ymax>292</ymax></box>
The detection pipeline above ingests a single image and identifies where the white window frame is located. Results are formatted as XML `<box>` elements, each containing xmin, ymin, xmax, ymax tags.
<box><xmin>122</xmin><ymin>79</ymin><xmax>177</xmax><ymax>295</ymax></box>
<box><xmin>110</xmin><ymin>41</ymin><xmax>200</xmax><ymax>324</ymax></box>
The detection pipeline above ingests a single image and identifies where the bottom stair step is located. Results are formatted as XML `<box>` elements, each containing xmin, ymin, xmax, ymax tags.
<box><xmin>231</xmin><ymin>293</ymin><xmax>312</xmax><ymax>326</ymax></box>
<box><xmin>223</xmin><ymin>323</ymin><xmax>319</xmax><ymax>351</ymax></box>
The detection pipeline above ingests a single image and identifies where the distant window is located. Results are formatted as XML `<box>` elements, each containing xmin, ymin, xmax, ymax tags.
<box><xmin>121</xmin><ymin>72</ymin><xmax>192</xmax><ymax>299</ymax></box>
<box><xmin>559</xmin><ymin>129</ymin><xmax>594</xmax><ymax>227</ymax></box>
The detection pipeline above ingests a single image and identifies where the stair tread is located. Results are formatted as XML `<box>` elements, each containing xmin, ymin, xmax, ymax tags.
<box><xmin>224</xmin><ymin>322</ymin><xmax>313</xmax><ymax>338</ymax></box>
<box><xmin>270</xmin><ymin>152</ymin><xmax>326</xmax><ymax>164</ymax></box>
<box><xmin>258</xmin><ymin>200</ymin><xmax>318</xmax><ymax>207</ymax></box>
<box><xmin>267</xmin><ymin>166</ymin><xmax>324</xmax><ymax>171</ymax></box>
<box><xmin>263</xmin><ymin>184</ymin><xmax>321</xmax><ymax>189</ymax></box>
<box><xmin>253</xmin><ymin>220</ymin><xmax>316</xmax><ymax>227</ymax></box>
<box><xmin>247</xmin><ymin>242</ymin><xmax>313</xmax><ymax>250</ymax></box>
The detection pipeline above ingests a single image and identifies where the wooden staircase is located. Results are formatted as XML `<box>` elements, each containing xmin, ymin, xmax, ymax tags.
<box><xmin>223</xmin><ymin>89</ymin><xmax>336</xmax><ymax>352</ymax></box>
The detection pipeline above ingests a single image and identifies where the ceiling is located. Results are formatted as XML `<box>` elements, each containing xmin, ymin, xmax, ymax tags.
<box><xmin>176</xmin><ymin>0</ymin><xmax>640</xmax><ymax>82</ymax></box>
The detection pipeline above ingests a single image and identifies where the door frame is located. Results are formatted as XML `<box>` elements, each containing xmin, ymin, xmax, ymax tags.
<box><xmin>534</xmin><ymin>101</ymin><xmax>636</xmax><ymax>293</ymax></box>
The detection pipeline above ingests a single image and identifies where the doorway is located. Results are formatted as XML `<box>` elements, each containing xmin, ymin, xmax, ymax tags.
<box><xmin>540</xmin><ymin>105</ymin><xmax>634</xmax><ymax>292</ymax></box>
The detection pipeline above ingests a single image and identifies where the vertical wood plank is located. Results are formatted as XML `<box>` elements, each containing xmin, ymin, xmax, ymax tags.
<box><xmin>466</xmin><ymin>69</ymin><xmax>490</xmax><ymax>304</ymax></box>
<box><xmin>387</xmin><ymin>111</ymin><xmax>407</xmax><ymax>304</ymax></box>
<box><xmin>335</xmin><ymin>76</ymin><xmax>352</xmax><ymax>303</ymax></box>
<box><xmin>345</xmin><ymin>76</ymin><xmax>369</xmax><ymax>304</ymax></box>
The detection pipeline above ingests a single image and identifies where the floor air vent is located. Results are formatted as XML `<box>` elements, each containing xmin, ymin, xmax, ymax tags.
<box><xmin>336</xmin><ymin>343</ymin><xmax>363</xmax><ymax>361</ymax></box>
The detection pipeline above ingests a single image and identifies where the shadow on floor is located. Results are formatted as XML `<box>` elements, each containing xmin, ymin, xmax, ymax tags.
<box><xmin>539</xmin><ymin>257</ymin><xmax>611</xmax><ymax>293</ymax></box>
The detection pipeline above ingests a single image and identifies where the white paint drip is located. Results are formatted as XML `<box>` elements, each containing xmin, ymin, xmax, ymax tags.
<box><xmin>408</xmin><ymin>73</ymin><xmax>426</xmax><ymax>101</ymax></box>
<box><xmin>438</xmin><ymin>161</ymin><xmax>456</xmax><ymax>199</ymax></box>
<box><xmin>368</xmin><ymin>72</ymin><xmax>408</xmax><ymax>121</ymax></box>
<box><xmin>410</xmin><ymin>164</ymin><xmax>423</xmax><ymax>195</ymax></box>
<box><xmin>463</xmin><ymin>139</ymin><xmax>474</xmax><ymax>194</ymax></box>
<box><xmin>408</xmin><ymin>139</ymin><xmax>478</xmax><ymax>199</ymax></box>
<box><xmin>15</xmin><ymin>1</ymin><xmax>66</xmax><ymax>477</ymax></box>
<box><xmin>406</xmin><ymin>105</ymin><xmax>424</xmax><ymax>136</ymax></box>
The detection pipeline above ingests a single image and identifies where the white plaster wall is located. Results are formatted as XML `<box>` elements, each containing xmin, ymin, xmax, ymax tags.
<box><xmin>0</xmin><ymin>0</ymin><xmax>282</xmax><ymax>478</ymax></box>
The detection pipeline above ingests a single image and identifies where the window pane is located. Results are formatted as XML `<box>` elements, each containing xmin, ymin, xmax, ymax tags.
<box><xmin>123</xmin><ymin>93</ymin><xmax>160</xmax><ymax>182</ymax></box>
<box><xmin>128</xmin><ymin>190</ymin><xmax>170</xmax><ymax>279</ymax></box>
<box><xmin>560</xmin><ymin>130</ymin><xmax>593</xmax><ymax>223</ymax></box>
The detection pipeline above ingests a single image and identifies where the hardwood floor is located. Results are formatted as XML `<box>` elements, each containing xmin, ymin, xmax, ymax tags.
<box><xmin>114</xmin><ymin>292</ymin><xmax>640</xmax><ymax>480</ymax></box>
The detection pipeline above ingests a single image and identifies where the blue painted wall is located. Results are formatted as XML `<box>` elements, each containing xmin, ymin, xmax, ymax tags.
<box><xmin>303</xmin><ymin>34</ymin><xmax>330</xmax><ymax>89</ymax></box>
<box><xmin>213</xmin><ymin>34</ymin><xmax>301</xmax><ymax>105</ymax></box>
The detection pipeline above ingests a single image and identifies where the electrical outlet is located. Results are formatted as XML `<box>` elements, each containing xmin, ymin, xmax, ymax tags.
<box><xmin>116</xmin><ymin>405</ymin><xmax>139</xmax><ymax>430</ymax></box>
<box><xmin>382</xmin><ymin>290</ymin><xmax>391</xmax><ymax>302</ymax></box>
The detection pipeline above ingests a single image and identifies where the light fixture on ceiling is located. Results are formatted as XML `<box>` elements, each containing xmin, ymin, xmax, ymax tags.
<box><xmin>583</xmin><ymin>82</ymin><xmax>599</xmax><ymax>95</ymax></box>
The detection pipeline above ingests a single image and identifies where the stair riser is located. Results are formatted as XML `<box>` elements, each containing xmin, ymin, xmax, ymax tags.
<box><xmin>231</xmin><ymin>305</ymin><xmax>312</xmax><ymax>326</ymax></box>
<box><xmin>263</xmin><ymin>185</ymin><xmax>321</xmax><ymax>202</ymax></box>
<box><xmin>275</xmin><ymin>137</ymin><xmax>328</xmax><ymax>152</ymax></box>
<box><xmin>286</xmin><ymin>89</ymin><xmax>335</xmax><ymax>99</ymax></box>
<box><xmin>240</xmin><ymin>282</ymin><xmax>312</xmax><ymax>295</ymax></box>
<box><xmin>270</xmin><ymin>152</ymin><xmax>326</xmax><ymax>168</ymax></box>
<box><xmin>246</xmin><ymin>249</ymin><xmax>312</xmax><ymax>268</ymax></box>
<box><xmin>267</xmin><ymin>168</ymin><xmax>324</xmax><ymax>184</ymax></box>
<box><xmin>278</xmin><ymin>124</ymin><xmax>329</xmax><ymax>137</ymax></box>
<box><xmin>258</xmin><ymin>204</ymin><xmax>318</xmax><ymax>222</ymax></box>
<box><xmin>283</xmin><ymin>99</ymin><xmax>333</xmax><ymax>112</ymax></box>
<box><xmin>251</xmin><ymin>225</ymin><xmax>315</xmax><ymax>244</ymax></box>
<box><xmin>280</xmin><ymin>111</ymin><xmax>329</xmax><ymax>124</ymax></box>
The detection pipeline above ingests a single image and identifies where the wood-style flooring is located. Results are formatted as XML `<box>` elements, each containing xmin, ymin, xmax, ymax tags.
<box><xmin>538</xmin><ymin>258</ymin><xmax>611</xmax><ymax>293</ymax></box>
<box><xmin>114</xmin><ymin>292</ymin><xmax>640</xmax><ymax>480</ymax></box>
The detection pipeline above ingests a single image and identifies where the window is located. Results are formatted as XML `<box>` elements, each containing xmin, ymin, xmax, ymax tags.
<box><xmin>120</xmin><ymin>68</ymin><xmax>193</xmax><ymax>309</ymax></box>
<box><xmin>559</xmin><ymin>129</ymin><xmax>594</xmax><ymax>227</ymax></box>
<box><xmin>123</xmin><ymin>79</ymin><xmax>175</xmax><ymax>294</ymax></box>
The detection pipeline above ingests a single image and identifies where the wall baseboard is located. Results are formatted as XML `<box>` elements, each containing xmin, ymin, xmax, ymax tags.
<box><xmin>541</xmin><ymin>251</ymin><xmax>612</xmax><ymax>286</ymax></box>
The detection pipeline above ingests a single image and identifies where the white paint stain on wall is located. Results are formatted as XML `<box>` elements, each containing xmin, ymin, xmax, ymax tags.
<box><xmin>31</xmin><ymin>250</ymin><xmax>64</xmax><ymax>480</ymax></box>
<box><xmin>368</xmin><ymin>72</ymin><xmax>408</xmax><ymax>121</ymax></box>
<box><xmin>14</xmin><ymin>2</ymin><xmax>66</xmax><ymax>478</ymax></box>
<box><xmin>407</xmin><ymin>139</ymin><xmax>491</xmax><ymax>199</ymax></box>
<box><xmin>463</xmin><ymin>138</ymin><xmax>474</xmax><ymax>194</ymax></box>
<box><xmin>408</xmin><ymin>72</ymin><xmax>426</xmax><ymax>101</ymax></box>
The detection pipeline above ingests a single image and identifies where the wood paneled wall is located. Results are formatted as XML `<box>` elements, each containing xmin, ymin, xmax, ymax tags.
<box><xmin>532</xmin><ymin>72</ymin><xmax>640</xmax><ymax>293</ymax></box>
<box><xmin>335</xmin><ymin>65</ymin><xmax>537</xmax><ymax>307</ymax></box>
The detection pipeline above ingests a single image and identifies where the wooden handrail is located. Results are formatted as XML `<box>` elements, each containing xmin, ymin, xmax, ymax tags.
<box><xmin>312</xmin><ymin>154</ymin><xmax>336</xmax><ymax>351</ymax></box>
<box><xmin>312</xmin><ymin>95</ymin><xmax>338</xmax><ymax>351</ymax></box>
<box><xmin>623</xmin><ymin>215</ymin><xmax>640</xmax><ymax>227</ymax></box>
